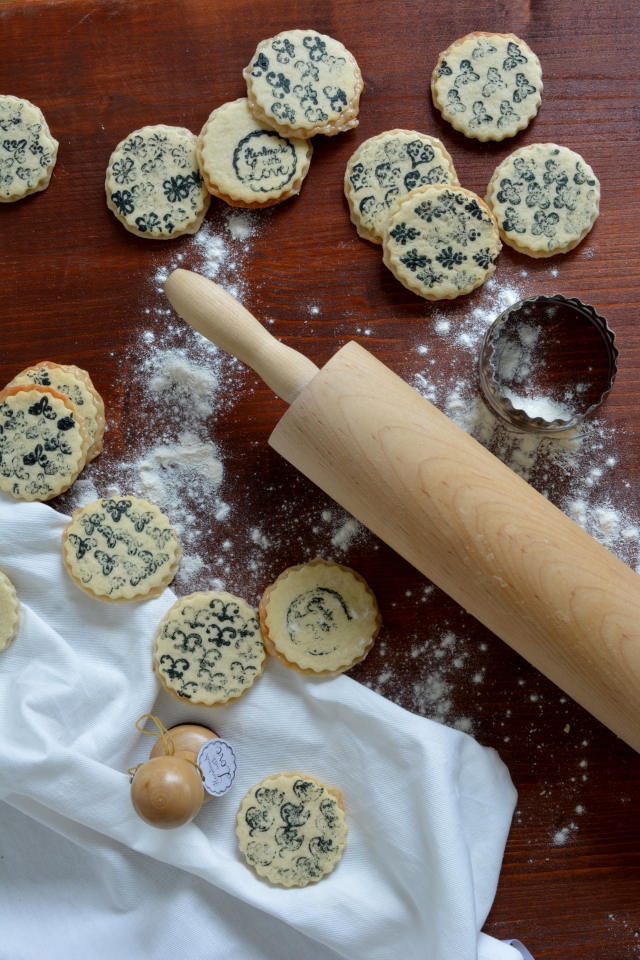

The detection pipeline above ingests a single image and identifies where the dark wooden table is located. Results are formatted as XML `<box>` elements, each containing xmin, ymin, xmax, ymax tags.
<box><xmin>2</xmin><ymin>1</ymin><xmax>640</xmax><ymax>955</ymax></box>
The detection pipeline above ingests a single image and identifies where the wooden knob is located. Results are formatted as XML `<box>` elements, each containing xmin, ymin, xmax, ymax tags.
<box><xmin>131</xmin><ymin>753</ymin><xmax>204</xmax><ymax>829</ymax></box>
<box><xmin>149</xmin><ymin>724</ymin><xmax>218</xmax><ymax>803</ymax></box>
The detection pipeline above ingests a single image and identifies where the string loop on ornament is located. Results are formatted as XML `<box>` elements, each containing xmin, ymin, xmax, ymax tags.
<box><xmin>127</xmin><ymin>714</ymin><xmax>176</xmax><ymax>781</ymax></box>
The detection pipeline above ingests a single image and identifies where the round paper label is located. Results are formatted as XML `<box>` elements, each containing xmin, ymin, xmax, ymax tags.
<box><xmin>197</xmin><ymin>737</ymin><xmax>237</xmax><ymax>797</ymax></box>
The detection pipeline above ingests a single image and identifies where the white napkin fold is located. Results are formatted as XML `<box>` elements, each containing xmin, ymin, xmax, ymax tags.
<box><xmin>0</xmin><ymin>493</ymin><xmax>520</xmax><ymax>960</ymax></box>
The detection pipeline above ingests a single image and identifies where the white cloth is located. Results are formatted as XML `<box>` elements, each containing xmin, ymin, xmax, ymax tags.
<box><xmin>0</xmin><ymin>494</ymin><xmax>520</xmax><ymax>960</ymax></box>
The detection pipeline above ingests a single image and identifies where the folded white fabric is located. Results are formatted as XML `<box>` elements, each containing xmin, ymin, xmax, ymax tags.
<box><xmin>0</xmin><ymin>494</ymin><xmax>520</xmax><ymax>960</ymax></box>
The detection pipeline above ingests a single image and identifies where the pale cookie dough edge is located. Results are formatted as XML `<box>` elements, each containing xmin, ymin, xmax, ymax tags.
<box><xmin>485</xmin><ymin>143</ymin><xmax>600</xmax><ymax>257</ymax></box>
<box><xmin>431</xmin><ymin>31</ymin><xmax>542</xmax><ymax>142</ymax></box>
<box><xmin>196</xmin><ymin>101</ymin><xmax>313</xmax><ymax>208</ymax></box>
<box><xmin>8</xmin><ymin>361</ymin><xmax>106</xmax><ymax>463</ymax></box>
<box><xmin>0</xmin><ymin>97</ymin><xmax>59</xmax><ymax>204</ymax></box>
<box><xmin>0</xmin><ymin>571</ymin><xmax>20</xmax><ymax>652</ymax></box>
<box><xmin>382</xmin><ymin>184</ymin><xmax>502</xmax><ymax>301</ymax></box>
<box><xmin>0</xmin><ymin>384</ymin><xmax>90</xmax><ymax>501</ymax></box>
<box><xmin>236</xmin><ymin>772</ymin><xmax>348</xmax><ymax>887</ymax></box>
<box><xmin>258</xmin><ymin>557</ymin><xmax>382</xmax><ymax>676</ymax></box>
<box><xmin>105</xmin><ymin>125</ymin><xmax>210</xmax><ymax>239</ymax></box>
<box><xmin>243</xmin><ymin>33</ymin><xmax>364</xmax><ymax>139</ymax></box>
<box><xmin>61</xmin><ymin>499</ymin><xmax>182</xmax><ymax>603</ymax></box>
<box><xmin>344</xmin><ymin>130</ymin><xmax>460</xmax><ymax>244</ymax></box>
<box><xmin>153</xmin><ymin>590</ymin><xmax>266</xmax><ymax>706</ymax></box>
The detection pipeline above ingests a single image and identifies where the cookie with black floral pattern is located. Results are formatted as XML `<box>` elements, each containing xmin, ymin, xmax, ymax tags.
<box><xmin>0</xmin><ymin>571</ymin><xmax>19</xmax><ymax>652</ymax></box>
<box><xmin>0</xmin><ymin>385</ymin><xmax>90</xmax><ymax>501</ymax></box>
<box><xmin>431</xmin><ymin>33</ymin><xmax>542</xmax><ymax>141</ymax></box>
<box><xmin>382</xmin><ymin>184</ymin><xmax>501</xmax><ymax>300</ymax></box>
<box><xmin>154</xmin><ymin>590</ymin><xmax>266</xmax><ymax>705</ymax></box>
<box><xmin>105</xmin><ymin>125</ymin><xmax>210</xmax><ymax>239</ymax></box>
<box><xmin>8</xmin><ymin>361</ymin><xmax>105</xmax><ymax>463</ymax></box>
<box><xmin>62</xmin><ymin>496</ymin><xmax>181</xmax><ymax>602</ymax></box>
<box><xmin>485</xmin><ymin>143</ymin><xmax>600</xmax><ymax>257</ymax></box>
<box><xmin>236</xmin><ymin>773</ymin><xmax>348</xmax><ymax>887</ymax></box>
<box><xmin>345</xmin><ymin>130</ymin><xmax>459</xmax><ymax>244</ymax></box>
<box><xmin>244</xmin><ymin>30</ymin><xmax>363</xmax><ymax>139</ymax></box>
<box><xmin>0</xmin><ymin>96</ymin><xmax>58</xmax><ymax>202</ymax></box>
<box><xmin>197</xmin><ymin>98</ymin><xmax>313</xmax><ymax>209</ymax></box>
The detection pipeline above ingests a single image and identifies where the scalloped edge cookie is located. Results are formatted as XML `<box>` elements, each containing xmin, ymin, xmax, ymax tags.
<box><xmin>8</xmin><ymin>360</ymin><xmax>105</xmax><ymax>462</ymax></box>
<box><xmin>0</xmin><ymin>385</ymin><xmax>90</xmax><ymax>501</ymax></box>
<box><xmin>258</xmin><ymin>557</ymin><xmax>381</xmax><ymax>676</ymax></box>
<box><xmin>0</xmin><ymin>96</ymin><xmax>59</xmax><ymax>203</ymax></box>
<box><xmin>344</xmin><ymin>129</ymin><xmax>459</xmax><ymax>244</ymax></box>
<box><xmin>0</xmin><ymin>571</ymin><xmax>20</xmax><ymax>652</ymax></box>
<box><xmin>153</xmin><ymin>589</ymin><xmax>267</xmax><ymax>706</ymax></box>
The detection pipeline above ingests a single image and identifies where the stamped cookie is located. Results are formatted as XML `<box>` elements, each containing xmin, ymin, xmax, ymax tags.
<box><xmin>105</xmin><ymin>125</ymin><xmax>210</xmax><ymax>239</ymax></box>
<box><xmin>8</xmin><ymin>361</ymin><xmax>105</xmax><ymax>462</ymax></box>
<box><xmin>244</xmin><ymin>30</ymin><xmax>363</xmax><ymax>139</ymax></box>
<box><xmin>0</xmin><ymin>96</ymin><xmax>59</xmax><ymax>202</ymax></box>
<box><xmin>197</xmin><ymin>98</ymin><xmax>313</xmax><ymax>209</ymax></box>
<box><xmin>382</xmin><ymin>184</ymin><xmax>501</xmax><ymax>300</ymax></box>
<box><xmin>0</xmin><ymin>386</ymin><xmax>90</xmax><ymax>501</ymax></box>
<box><xmin>236</xmin><ymin>773</ymin><xmax>347</xmax><ymax>887</ymax></box>
<box><xmin>0</xmin><ymin>571</ymin><xmax>19</xmax><ymax>652</ymax></box>
<box><xmin>485</xmin><ymin>143</ymin><xmax>600</xmax><ymax>257</ymax></box>
<box><xmin>259</xmin><ymin>558</ymin><xmax>381</xmax><ymax>676</ymax></box>
<box><xmin>431</xmin><ymin>33</ymin><xmax>542</xmax><ymax>141</ymax></box>
<box><xmin>62</xmin><ymin>496</ymin><xmax>181</xmax><ymax>602</ymax></box>
<box><xmin>345</xmin><ymin>130</ymin><xmax>459</xmax><ymax>244</ymax></box>
<box><xmin>154</xmin><ymin>590</ymin><xmax>266</xmax><ymax>705</ymax></box>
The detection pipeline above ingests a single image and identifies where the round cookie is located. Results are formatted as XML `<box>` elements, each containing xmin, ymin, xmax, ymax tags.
<box><xmin>105</xmin><ymin>125</ymin><xmax>210</xmax><ymax>239</ymax></box>
<box><xmin>0</xmin><ymin>385</ymin><xmax>90</xmax><ymax>501</ymax></box>
<box><xmin>196</xmin><ymin>98</ymin><xmax>313</xmax><ymax>209</ymax></box>
<box><xmin>344</xmin><ymin>130</ymin><xmax>459</xmax><ymax>244</ymax></box>
<box><xmin>259</xmin><ymin>557</ymin><xmax>381</xmax><ymax>676</ymax></box>
<box><xmin>236</xmin><ymin>773</ymin><xmax>347</xmax><ymax>887</ymax></box>
<box><xmin>8</xmin><ymin>361</ymin><xmax>105</xmax><ymax>462</ymax></box>
<box><xmin>154</xmin><ymin>590</ymin><xmax>266</xmax><ymax>705</ymax></box>
<box><xmin>431</xmin><ymin>33</ymin><xmax>542</xmax><ymax>142</ymax></box>
<box><xmin>0</xmin><ymin>95</ymin><xmax>59</xmax><ymax>202</ymax></box>
<box><xmin>244</xmin><ymin>30</ymin><xmax>363</xmax><ymax>139</ymax></box>
<box><xmin>382</xmin><ymin>184</ymin><xmax>501</xmax><ymax>300</ymax></box>
<box><xmin>62</xmin><ymin>496</ymin><xmax>181</xmax><ymax>602</ymax></box>
<box><xmin>485</xmin><ymin>143</ymin><xmax>600</xmax><ymax>258</ymax></box>
<box><xmin>0</xmin><ymin>571</ymin><xmax>19</xmax><ymax>652</ymax></box>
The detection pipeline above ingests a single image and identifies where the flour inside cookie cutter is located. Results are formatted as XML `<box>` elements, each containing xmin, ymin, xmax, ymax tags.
<box><xmin>478</xmin><ymin>294</ymin><xmax>619</xmax><ymax>433</ymax></box>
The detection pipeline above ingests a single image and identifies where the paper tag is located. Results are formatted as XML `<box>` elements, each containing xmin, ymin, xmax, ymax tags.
<box><xmin>197</xmin><ymin>738</ymin><xmax>237</xmax><ymax>797</ymax></box>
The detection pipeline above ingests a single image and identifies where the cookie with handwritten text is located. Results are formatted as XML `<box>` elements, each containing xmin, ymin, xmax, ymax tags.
<box><xmin>244</xmin><ymin>30</ymin><xmax>363</xmax><ymax>139</ymax></box>
<box><xmin>105</xmin><ymin>125</ymin><xmax>210</xmax><ymax>239</ymax></box>
<box><xmin>236</xmin><ymin>773</ymin><xmax>348</xmax><ymax>887</ymax></box>
<box><xmin>259</xmin><ymin>557</ymin><xmax>381</xmax><ymax>676</ymax></box>
<box><xmin>154</xmin><ymin>590</ymin><xmax>266</xmax><ymax>705</ymax></box>
<box><xmin>431</xmin><ymin>33</ymin><xmax>542</xmax><ymax>141</ymax></box>
<box><xmin>197</xmin><ymin>98</ymin><xmax>313</xmax><ymax>209</ymax></box>
<box><xmin>485</xmin><ymin>143</ymin><xmax>600</xmax><ymax>257</ymax></box>
<box><xmin>383</xmin><ymin>184</ymin><xmax>501</xmax><ymax>300</ymax></box>
<box><xmin>0</xmin><ymin>385</ymin><xmax>90</xmax><ymax>501</ymax></box>
<box><xmin>0</xmin><ymin>571</ymin><xmax>20</xmax><ymax>652</ymax></box>
<box><xmin>0</xmin><ymin>95</ymin><xmax>58</xmax><ymax>202</ymax></box>
<box><xmin>8</xmin><ymin>361</ymin><xmax>105</xmax><ymax>463</ymax></box>
<box><xmin>345</xmin><ymin>130</ymin><xmax>459</xmax><ymax>244</ymax></box>
<box><xmin>62</xmin><ymin>496</ymin><xmax>181</xmax><ymax>602</ymax></box>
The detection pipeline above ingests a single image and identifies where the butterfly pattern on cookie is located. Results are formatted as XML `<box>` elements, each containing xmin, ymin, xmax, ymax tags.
<box><xmin>0</xmin><ymin>96</ymin><xmax>58</xmax><ymax>202</ymax></box>
<box><xmin>154</xmin><ymin>591</ymin><xmax>266</xmax><ymax>705</ymax></box>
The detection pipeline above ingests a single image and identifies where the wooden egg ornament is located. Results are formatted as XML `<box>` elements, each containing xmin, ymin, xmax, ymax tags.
<box><xmin>149</xmin><ymin>723</ymin><xmax>218</xmax><ymax>803</ymax></box>
<box><xmin>131</xmin><ymin>751</ymin><xmax>204</xmax><ymax>829</ymax></box>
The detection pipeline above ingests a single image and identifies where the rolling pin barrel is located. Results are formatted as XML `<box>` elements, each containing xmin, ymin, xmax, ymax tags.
<box><xmin>165</xmin><ymin>269</ymin><xmax>640</xmax><ymax>754</ymax></box>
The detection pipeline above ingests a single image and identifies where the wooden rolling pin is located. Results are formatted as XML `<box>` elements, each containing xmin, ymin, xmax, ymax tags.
<box><xmin>164</xmin><ymin>269</ymin><xmax>640</xmax><ymax>753</ymax></box>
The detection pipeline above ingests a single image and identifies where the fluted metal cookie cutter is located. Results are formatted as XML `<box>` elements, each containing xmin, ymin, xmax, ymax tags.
<box><xmin>478</xmin><ymin>294</ymin><xmax>619</xmax><ymax>433</ymax></box>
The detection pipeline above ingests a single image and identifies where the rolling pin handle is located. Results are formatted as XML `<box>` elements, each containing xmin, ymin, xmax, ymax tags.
<box><xmin>163</xmin><ymin>269</ymin><xmax>319</xmax><ymax>405</ymax></box>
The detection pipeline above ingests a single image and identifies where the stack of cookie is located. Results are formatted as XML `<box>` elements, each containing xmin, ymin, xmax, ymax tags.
<box><xmin>105</xmin><ymin>29</ymin><xmax>364</xmax><ymax>238</ymax></box>
<box><xmin>0</xmin><ymin>361</ymin><xmax>105</xmax><ymax>502</ymax></box>
<box><xmin>345</xmin><ymin>31</ymin><xmax>600</xmax><ymax>300</ymax></box>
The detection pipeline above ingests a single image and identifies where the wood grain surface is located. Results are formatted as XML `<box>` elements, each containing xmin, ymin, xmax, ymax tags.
<box><xmin>1</xmin><ymin>0</ymin><xmax>640</xmax><ymax>955</ymax></box>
